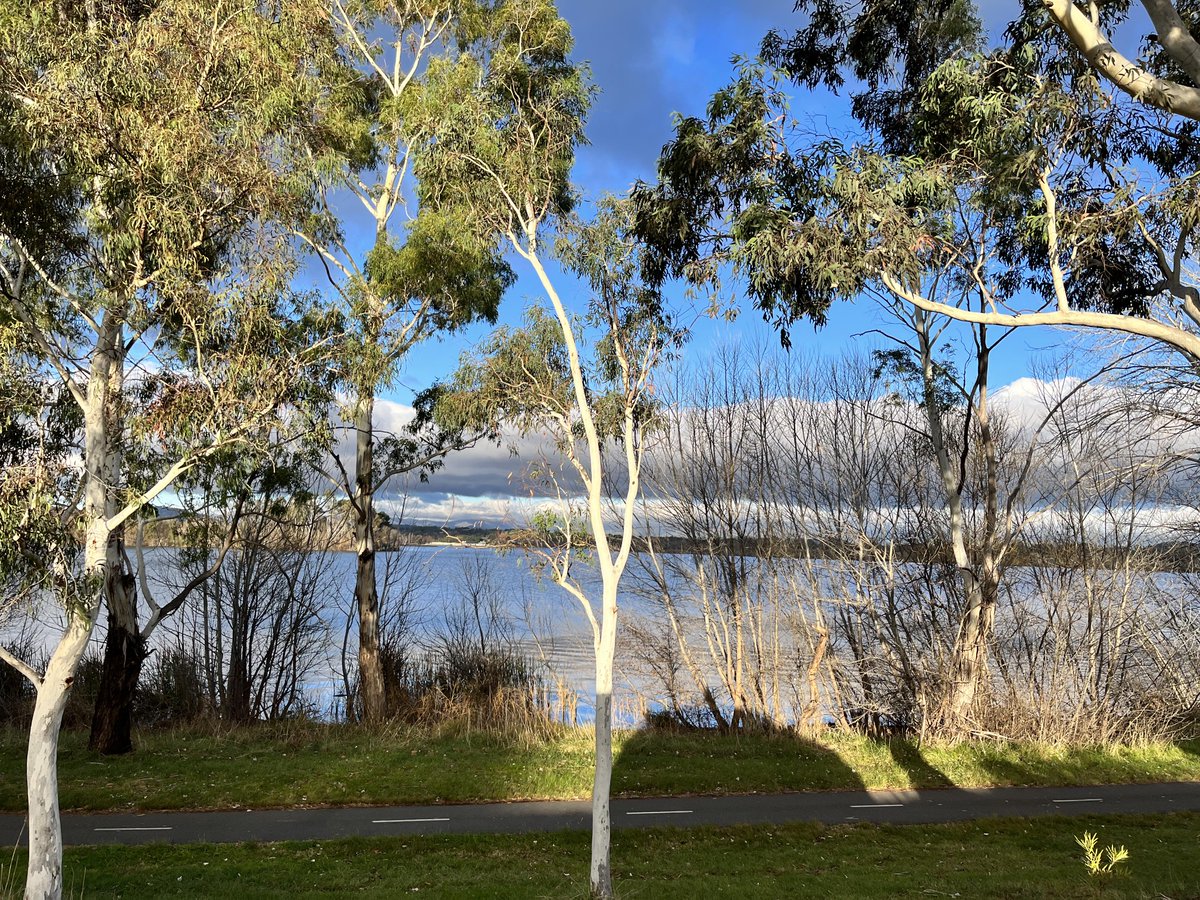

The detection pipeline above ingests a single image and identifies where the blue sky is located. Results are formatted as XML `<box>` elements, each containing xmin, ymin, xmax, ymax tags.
<box><xmin>331</xmin><ymin>1</ymin><xmax>1117</xmax><ymax>520</ymax></box>
<box><xmin>385</xmin><ymin>0</ymin><xmax>796</xmax><ymax>403</ymax></box>
<box><xmin>379</xmin><ymin>0</ymin><xmax>1050</xmax><ymax>408</ymax></box>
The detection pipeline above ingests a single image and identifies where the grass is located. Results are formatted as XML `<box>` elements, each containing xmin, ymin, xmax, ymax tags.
<box><xmin>3</xmin><ymin>812</ymin><xmax>1198</xmax><ymax>898</ymax></box>
<box><xmin>2</xmin><ymin>723</ymin><xmax>1200</xmax><ymax>814</ymax></box>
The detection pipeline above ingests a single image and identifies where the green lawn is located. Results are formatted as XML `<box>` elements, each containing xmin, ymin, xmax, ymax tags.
<box><xmin>5</xmin><ymin>813</ymin><xmax>1197</xmax><ymax>898</ymax></box>
<box><xmin>2</xmin><ymin>724</ymin><xmax>1198</xmax><ymax>813</ymax></box>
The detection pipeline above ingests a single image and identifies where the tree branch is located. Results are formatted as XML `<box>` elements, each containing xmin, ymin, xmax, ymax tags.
<box><xmin>0</xmin><ymin>644</ymin><xmax>43</xmax><ymax>689</ymax></box>
<box><xmin>880</xmin><ymin>271</ymin><xmax>1200</xmax><ymax>361</ymax></box>
<box><xmin>1141</xmin><ymin>0</ymin><xmax>1200</xmax><ymax>85</ymax></box>
<box><xmin>1045</xmin><ymin>0</ymin><xmax>1200</xmax><ymax>119</ymax></box>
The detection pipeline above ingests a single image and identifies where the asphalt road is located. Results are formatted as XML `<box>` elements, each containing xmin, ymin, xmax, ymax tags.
<box><xmin>2</xmin><ymin>782</ymin><xmax>1199</xmax><ymax>847</ymax></box>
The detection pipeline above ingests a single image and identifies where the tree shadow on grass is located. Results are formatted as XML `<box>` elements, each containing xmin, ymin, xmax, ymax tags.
<box><xmin>929</xmin><ymin>733</ymin><xmax>1200</xmax><ymax>790</ymax></box>
<box><xmin>1169</xmin><ymin>736</ymin><xmax>1200</xmax><ymax>764</ymax></box>
<box><xmin>611</xmin><ymin>724</ymin><xmax>867</xmax><ymax>798</ymax></box>
<box><xmin>884</xmin><ymin>737</ymin><xmax>954</xmax><ymax>789</ymax></box>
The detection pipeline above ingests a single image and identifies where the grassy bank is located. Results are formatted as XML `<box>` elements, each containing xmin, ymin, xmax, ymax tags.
<box><xmin>2</xmin><ymin>724</ymin><xmax>1199</xmax><ymax>813</ymax></box>
<box><xmin>4</xmin><ymin>813</ymin><xmax>1197</xmax><ymax>898</ymax></box>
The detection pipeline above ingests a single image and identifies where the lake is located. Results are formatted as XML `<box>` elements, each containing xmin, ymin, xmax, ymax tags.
<box><xmin>3</xmin><ymin>544</ymin><xmax>664</xmax><ymax>723</ymax></box>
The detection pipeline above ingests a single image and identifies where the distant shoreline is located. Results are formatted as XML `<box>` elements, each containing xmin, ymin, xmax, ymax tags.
<box><xmin>133</xmin><ymin>516</ymin><xmax>1200</xmax><ymax>573</ymax></box>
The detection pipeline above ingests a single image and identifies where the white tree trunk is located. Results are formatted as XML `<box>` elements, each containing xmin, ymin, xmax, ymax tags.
<box><xmin>25</xmin><ymin>318</ymin><xmax>121</xmax><ymax>898</ymax></box>
<box><xmin>523</xmin><ymin>234</ymin><xmax>647</xmax><ymax>900</ymax></box>
<box><xmin>589</xmin><ymin>585</ymin><xmax>618</xmax><ymax>899</ymax></box>
<box><xmin>24</xmin><ymin>615</ymin><xmax>95</xmax><ymax>900</ymax></box>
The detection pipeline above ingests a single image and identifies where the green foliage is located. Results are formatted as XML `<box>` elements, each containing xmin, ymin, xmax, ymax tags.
<box><xmin>525</xmin><ymin>506</ymin><xmax>591</xmax><ymax>549</ymax></box>
<box><xmin>0</xmin><ymin>94</ymin><xmax>79</xmax><ymax>280</ymax></box>
<box><xmin>762</xmin><ymin>0</ymin><xmax>983</xmax><ymax>154</ymax></box>
<box><xmin>301</xmin><ymin>0</ymin><xmax>519</xmax><ymax>381</ymax></box>
<box><xmin>447</xmin><ymin>305</ymin><xmax>575</xmax><ymax>440</ymax></box>
<box><xmin>633</xmin><ymin>61</ymin><xmax>850</xmax><ymax>345</ymax></box>
<box><xmin>0</xmin><ymin>353</ymin><xmax>80</xmax><ymax>611</ymax></box>
<box><xmin>0</xmin><ymin>0</ymin><xmax>339</xmax><ymax>505</ymax></box>
<box><xmin>2</xmin><ymin>0</ymin><xmax>331</xmax><ymax>300</ymax></box>
<box><xmin>412</xmin><ymin>0</ymin><xmax>592</xmax><ymax>239</ymax></box>
<box><xmin>363</xmin><ymin>208</ymin><xmax>509</xmax><ymax>335</ymax></box>
<box><xmin>444</xmin><ymin>198</ymin><xmax>676</xmax><ymax>451</ymax></box>
<box><xmin>636</xmin><ymin>2</ymin><xmax>1200</xmax><ymax>353</ymax></box>
<box><xmin>871</xmin><ymin>346</ymin><xmax>961</xmax><ymax>413</ymax></box>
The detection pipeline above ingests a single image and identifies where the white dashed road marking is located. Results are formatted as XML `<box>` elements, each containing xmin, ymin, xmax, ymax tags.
<box><xmin>850</xmin><ymin>804</ymin><xmax>903</xmax><ymax>809</ymax></box>
<box><xmin>625</xmin><ymin>810</ymin><xmax>693</xmax><ymax>816</ymax></box>
<box><xmin>1052</xmin><ymin>798</ymin><xmax>1102</xmax><ymax>804</ymax></box>
<box><xmin>372</xmin><ymin>817</ymin><xmax>451</xmax><ymax>824</ymax></box>
<box><xmin>94</xmin><ymin>826</ymin><xmax>172</xmax><ymax>832</ymax></box>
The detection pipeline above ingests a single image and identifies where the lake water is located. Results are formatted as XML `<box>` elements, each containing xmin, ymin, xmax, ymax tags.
<box><xmin>3</xmin><ymin>545</ymin><xmax>665</xmax><ymax>723</ymax></box>
<box><xmin>7</xmin><ymin>543</ymin><xmax>1183</xmax><ymax>727</ymax></box>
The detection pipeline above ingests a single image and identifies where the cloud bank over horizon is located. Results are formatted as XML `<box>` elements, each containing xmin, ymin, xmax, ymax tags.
<box><xmin>371</xmin><ymin>371</ymin><xmax>1183</xmax><ymax>531</ymax></box>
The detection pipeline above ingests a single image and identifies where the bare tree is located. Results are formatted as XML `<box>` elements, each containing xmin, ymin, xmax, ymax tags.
<box><xmin>638</xmin><ymin>346</ymin><xmax>794</xmax><ymax>731</ymax></box>
<box><xmin>171</xmin><ymin>490</ymin><xmax>335</xmax><ymax>724</ymax></box>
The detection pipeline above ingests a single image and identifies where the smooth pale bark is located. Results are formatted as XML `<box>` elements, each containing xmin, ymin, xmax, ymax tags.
<box><xmin>24</xmin><ymin>615</ymin><xmax>94</xmax><ymax>900</ymax></box>
<box><xmin>353</xmin><ymin>391</ymin><xmax>387</xmax><ymax>722</ymax></box>
<box><xmin>25</xmin><ymin>318</ymin><xmax>123</xmax><ymax>898</ymax></box>
<box><xmin>527</xmin><ymin>248</ymin><xmax>615</xmax><ymax>896</ymax></box>
<box><xmin>523</xmin><ymin>246</ymin><xmax>643</xmax><ymax>900</ymax></box>
<box><xmin>1045</xmin><ymin>0</ymin><xmax>1200</xmax><ymax>121</ymax></box>
<box><xmin>882</xmin><ymin>271</ymin><xmax>1200</xmax><ymax>363</ymax></box>
<box><xmin>589</xmin><ymin>586</ymin><xmax>617</xmax><ymax>899</ymax></box>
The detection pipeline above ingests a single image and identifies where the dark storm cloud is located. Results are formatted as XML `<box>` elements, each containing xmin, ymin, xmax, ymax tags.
<box><xmin>396</xmin><ymin>433</ymin><xmax>574</xmax><ymax>501</ymax></box>
<box><xmin>350</xmin><ymin>398</ymin><xmax>577</xmax><ymax>505</ymax></box>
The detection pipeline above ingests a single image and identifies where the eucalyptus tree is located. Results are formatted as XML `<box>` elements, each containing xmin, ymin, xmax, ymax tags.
<box><xmin>293</xmin><ymin>0</ymin><xmax>514</xmax><ymax>723</ymax></box>
<box><xmin>760</xmin><ymin>0</ymin><xmax>1200</xmax><ymax>363</ymax></box>
<box><xmin>870</xmin><ymin>309</ymin><xmax>1073</xmax><ymax>732</ymax></box>
<box><xmin>419</xmin><ymin>18</ymin><xmax>661</xmax><ymax>894</ymax></box>
<box><xmin>671</xmin><ymin>1</ymin><xmax>1200</xmax><ymax>363</ymax></box>
<box><xmin>631</xmin><ymin>0</ymin><xmax>1200</xmax><ymax>419</ymax></box>
<box><xmin>0</xmin><ymin>1</ymin><xmax>333</xmax><ymax>894</ymax></box>
<box><xmin>763</xmin><ymin>1</ymin><xmax>1200</xmax><ymax>131</ymax></box>
<box><xmin>1042</xmin><ymin>0</ymin><xmax>1200</xmax><ymax>122</ymax></box>
<box><xmin>449</xmin><ymin>200</ymin><xmax>673</xmax><ymax>900</ymax></box>
<box><xmin>633</xmin><ymin>1</ymin><xmax>1200</xmax><ymax>728</ymax></box>
<box><xmin>397</xmin><ymin>5</ymin><xmax>671</xmax><ymax>891</ymax></box>
<box><xmin>0</xmin><ymin>351</ymin><xmax>78</xmax><ymax>632</ymax></box>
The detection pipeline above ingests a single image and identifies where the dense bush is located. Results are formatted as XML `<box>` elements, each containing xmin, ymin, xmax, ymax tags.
<box><xmin>338</xmin><ymin>639</ymin><xmax>553</xmax><ymax>736</ymax></box>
